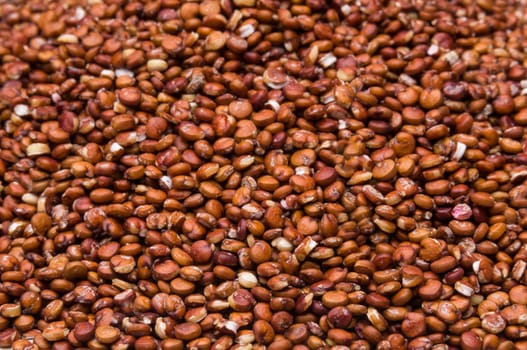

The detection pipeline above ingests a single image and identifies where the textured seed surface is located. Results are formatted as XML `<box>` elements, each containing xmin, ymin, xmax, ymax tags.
<box><xmin>0</xmin><ymin>1</ymin><xmax>526</xmax><ymax>349</ymax></box>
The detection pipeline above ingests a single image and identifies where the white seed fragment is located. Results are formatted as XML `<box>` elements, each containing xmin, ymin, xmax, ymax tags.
<box><xmin>265</xmin><ymin>99</ymin><xmax>280</xmax><ymax>112</ymax></box>
<box><xmin>22</xmin><ymin>193</ymin><xmax>38</xmax><ymax>205</ymax></box>
<box><xmin>147</xmin><ymin>59</ymin><xmax>168</xmax><ymax>72</ymax></box>
<box><xmin>159</xmin><ymin>176</ymin><xmax>173</xmax><ymax>190</ymax></box>
<box><xmin>294</xmin><ymin>237</ymin><xmax>318</xmax><ymax>261</ymax></box>
<box><xmin>451</xmin><ymin>142</ymin><xmax>467</xmax><ymax>161</ymax></box>
<box><xmin>238</xmin><ymin>271</ymin><xmax>258</xmax><ymax>288</ymax></box>
<box><xmin>57</xmin><ymin>33</ymin><xmax>78</xmax><ymax>44</ymax></box>
<box><xmin>154</xmin><ymin>318</ymin><xmax>168</xmax><ymax>339</ymax></box>
<box><xmin>74</xmin><ymin>7</ymin><xmax>86</xmax><ymax>20</ymax></box>
<box><xmin>239</xmin><ymin>24</ymin><xmax>255</xmax><ymax>38</ymax></box>
<box><xmin>337</xmin><ymin>69</ymin><xmax>355</xmax><ymax>81</ymax></box>
<box><xmin>51</xmin><ymin>93</ymin><xmax>62</xmax><ymax>103</ymax></box>
<box><xmin>455</xmin><ymin>281</ymin><xmax>475</xmax><ymax>297</ymax></box>
<box><xmin>237</xmin><ymin>331</ymin><xmax>255</xmax><ymax>345</ymax></box>
<box><xmin>427</xmin><ymin>44</ymin><xmax>439</xmax><ymax>56</ymax></box>
<box><xmin>100</xmin><ymin>69</ymin><xmax>115</xmax><ymax>79</ymax></box>
<box><xmin>272</xmin><ymin>237</ymin><xmax>293</xmax><ymax>252</ymax></box>
<box><xmin>472</xmin><ymin>260</ymin><xmax>481</xmax><ymax>275</ymax></box>
<box><xmin>483</xmin><ymin>104</ymin><xmax>493</xmax><ymax>116</ymax></box>
<box><xmin>318</xmin><ymin>53</ymin><xmax>337</xmax><ymax>68</ymax></box>
<box><xmin>109</xmin><ymin>142</ymin><xmax>123</xmax><ymax>153</ymax></box>
<box><xmin>341</xmin><ymin>4</ymin><xmax>352</xmax><ymax>15</ymax></box>
<box><xmin>26</xmin><ymin>143</ymin><xmax>51</xmax><ymax>156</ymax></box>
<box><xmin>510</xmin><ymin>83</ymin><xmax>519</xmax><ymax>96</ymax></box>
<box><xmin>14</xmin><ymin>104</ymin><xmax>30</xmax><ymax>116</ymax></box>
<box><xmin>115</xmin><ymin>68</ymin><xmax>135</xmax><ymax>78</ymax></box>
<box><xmin>8</xmin><ymin>221</ymin><xmax>26</xmax><ymax>236</ymax></box>
<box><xmin>320</xmin><ymin>92</ymin><xmax>335</xmax><ymax>104</ymax></box>
<box><xmin>295</xmin><ymin>166</ymin><xmax>311</xmax><ymax>176</ymax></box>
<box><xmin>399</xmin><ymin>73</ymin><xmax>417</xmax><ymax>86</ymax></box>
<box><xmin>444</xmin><ymin>50</ymin><xmax>460</xmax><ymax>65</ymax></box>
